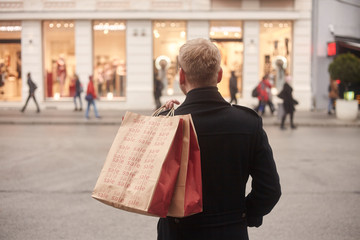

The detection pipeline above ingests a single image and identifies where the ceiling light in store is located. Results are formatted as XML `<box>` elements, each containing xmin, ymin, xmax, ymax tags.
<box><xmin>284</xmin><ymin>23</ymin><xmax>288</xmax><ymax>27</ymax></box>
<box><xmin>56</xmin><ymin>23</ymin><xmax>61</xmax><ymax>28</ymax></box>
<box><xmin>279</xmin><ymin>23</ymin><xmax>284</xmax><ymax>28</ymax></box>
<box><xmin>104</xmin><ymin>29</ymin><xmax>109</xmax><ymax>34</ymax></box>
<box><xmin>69</xmin><ymin>23</ymin><xmax>74</xmax><ymax>28</ymax></box>
<box><xmin>170</xmin><ymin>22</ymin><xmax>176</xmax><ymax>27</ymax></box>
<box><xmin>180</xmin><ymin>31</ymin><xmax>186</xmax><ymax>38</ymax></box>
<box><xmin>234</xmin><ymin>32</ymin><xmax>240</xmax><ymax>38</ymax></box>
<box><xmin>49</xmin><ymin>23</ymin><xmax>54</xmax><ymax>28</ymax></box>
<box><xmin>156</xmin><ymin>23</ymin><xmax>161</xmax><ymax>27</ymax></box>
<box><xmin>210</xmin><ymin>31</ymin><xmax>215</xmax><ymax>36</ymax></box>
<box><xmin>160</xmin><ymin>22</ymin><xmax>166</xmax><ymax>27</ymax></box>
<box><xmin>224</xmin><ymin>31</ymin><xmax>229</xmax><ymax>36</ymax></box>
<box><xmin>153</xmin><ymin>30</ymin><xmax>160</xmax><ymax>38</ymax></box>
<box><xmin>0</xmin><ymin>26</ymin><xmax>22</xmax><ymax>32</ymax></box>
<box><xmin>269</xmin><ymin>23</ymin><xmax>273</xmax><ymax>28</ymax></box>
<box><xmin>64</xmin><ymin>23</ymin><xmax>69</xmax><ymax>28</ymax></box>
<box><xmin>264</xmin><ymin>23</ymin><xmax>268</xmax><ymax>28</ymax></box>
<box><xmin>210</xmin><ymin>26</ymin><xmax>242</xmax><ymax>33</ymax></box>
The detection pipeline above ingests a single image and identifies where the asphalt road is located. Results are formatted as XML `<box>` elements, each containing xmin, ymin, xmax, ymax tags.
<box><xmin>0</xmin><ymin>124</ymin><xmax>359</xmax><ymax>240</ymax></box>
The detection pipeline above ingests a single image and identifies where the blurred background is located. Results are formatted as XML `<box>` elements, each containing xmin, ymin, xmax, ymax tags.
<box><xmin>0</xmin><ymin>0</ymin><xmax>359</xmax><ymax>111</ymax></box>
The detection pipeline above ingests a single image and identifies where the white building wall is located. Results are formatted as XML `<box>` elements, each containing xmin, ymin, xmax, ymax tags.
<box><xmin>75</xmin><ymin>20</ymin><xmax>92</xmax><ymax>96</ymax></box>
<box><xmin>293</xmin><ymin>19</ymin><xmax>312</xmax><ymax>110</ymax></box>
<box><xmin>242</xmin><ymin>21</ymin><xmax>260</xmax><ymax>108</ymax></box>
<box><xmin>187</xmin><ymin>21</ymin><xmax>209</xmax><ymax>40</ymax></box>
<box><xmin>125</xmin><ymin>20</ymin><xmax>153</xmax><ymax>110</ymax></box>
<box><xmin>21</xmin><ymin>20</ymin><xmax>43</xmax><ymax>109</ymax></box>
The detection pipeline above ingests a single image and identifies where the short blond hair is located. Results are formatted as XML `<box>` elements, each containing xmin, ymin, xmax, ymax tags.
<box><xmin>178</xmin><ymin>38</ymin><xmax>221</xmax><ymax>87</ymax></box>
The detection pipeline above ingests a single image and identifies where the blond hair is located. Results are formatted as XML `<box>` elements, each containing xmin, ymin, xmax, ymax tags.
<box><xmin>178</xmin><ymin>38</ymin><xmax>221</xmax><ymax>87</ymax></box>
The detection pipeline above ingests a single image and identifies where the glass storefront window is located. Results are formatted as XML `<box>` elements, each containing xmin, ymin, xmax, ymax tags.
<box><xmin>153</xmin><ymin>20</ymin><xmax>186</xmax><ymax>96</ymax></box>
<box><xmin>0</xmin><ymin>21</ymin><xmax>22</xmax><ymax>101</ymax></box>
<box><xmin>43</xmin><ymin>20</ymin><xmax>75</xmax><ymax>99</ymax></box>
<box><xmin>259</xmin><ymin>21</ymin><xmax>292</xmax><ymax>91</ymax></box>
<box><xmin>210</xmin><ymin>21</ymin><xmax>243</xmax><ymax>98</ymax></box>
<box><xmin>93</xmin><ymin>20</ymin><xmax>126</xmax><ymax>100</ymax></box>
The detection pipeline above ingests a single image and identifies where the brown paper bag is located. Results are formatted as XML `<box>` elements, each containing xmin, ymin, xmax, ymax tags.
<box><xmin>92</xmin><ymin>111</ymin><xmax>202</xmax><ymax>217</ymax></box>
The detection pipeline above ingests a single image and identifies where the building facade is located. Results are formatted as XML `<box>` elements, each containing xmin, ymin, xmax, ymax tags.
<box><xmin>0</xmin><ymin>0</ymin><xmax>312</xmax><ymax>110</ymax></box>
<box><xmin>311</xmin><ymin>0</ymin><xmax>360</xmax><ymax>110</ymax></box>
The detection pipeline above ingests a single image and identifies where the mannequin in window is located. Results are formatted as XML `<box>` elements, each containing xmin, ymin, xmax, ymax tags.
<box><xmin>56</xmin><ymin>56</ymin><xmax>67</xmax><ymax>97</ymax></box>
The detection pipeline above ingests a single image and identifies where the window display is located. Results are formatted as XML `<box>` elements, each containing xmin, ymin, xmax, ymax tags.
<box><xmin>259</xmin><ymin>21</ymin><xmax>292</xmax><ymax>91</ymax></box>
<box><xmin>153</xmin><ymin>21</ymin><xmax>186</xmax><ymax>96</ymax></box>
<box><xmin>0</xmin><ymin>21</ymin><xmax>22</xmax><ymax>102</ymax></box>
<box><xmin>210</xmin><ymin>21</ymin><xmax>243</xmax><ymax>98</ymax></box>
<box><xmin>43</xmin><ymin>20</ymin><xmax>75</xmax><ymax>99</ymax></box>
<box><xmin>93</xmin><ymin>20</ymin><xmax>126</xmax><ymax>100</ymax></box>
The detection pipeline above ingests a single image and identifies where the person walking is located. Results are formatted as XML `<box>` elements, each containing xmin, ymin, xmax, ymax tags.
<box><xmin>256</xmin><ymin>75</ymin><xmax>272</xmax><ymax>116</ymax></box>
<box><xmin>278</xmin><ymin>80</ymin><xmax>298</xmax><ymax>130</ymax></box>
<box><xmin>73</xmin><ymin>74</ymin><xmax>83</xmax><ymax>111</ymax></box>
<box><xmin>85</xmin><ymin>75</ymin><xmax>101</xmax><ymax>119</ymax></box>
<box><xmin>154</xmin><ymin>67</ymin><xmax>163</xmax><ymax>109</ymax></box>
<box><xmin>229</xmin><ymin>70</ymin><xmax>238</xmax><ymax>104</ymax></box>
<box><xmin>158</xmin><ymin>38</ymin><xmax>281</xmax><ymax>240</ymax></box>
<box><xmin>328</xmin><ymin>79</ymin><xmax>338</xmax><ymax>115</ymax></box>
<box><xmin>21</xmin><ymin>72</ymin><xmax>40</xmax><ymax>113</ymax></box>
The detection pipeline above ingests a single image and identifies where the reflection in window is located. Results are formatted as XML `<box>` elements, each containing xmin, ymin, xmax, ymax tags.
<box><xmin>259</xmin><ymin>21</ymin><xmax>292</xmax><ymax>91</ymax></box>
<box><xmin>153</xmin><ymin>21</ymin><xmax>186</xmax><ymax>96</ymax></box>
<box><xmin>93</xmin><ymin>20</ymin><xmax>126</xmax><ymax>100</ymax></box>
<box><xmin>0</xmin><ymin>21</ymin><xmax>22</xmax><ymax>102</ymax></box>
<box><xmin>43</xmin><ymin>20</ymin><xmax>75</xmax><ymax>99</ymax></box>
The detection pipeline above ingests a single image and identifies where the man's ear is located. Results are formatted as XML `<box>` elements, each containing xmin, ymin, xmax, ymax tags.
<box><xmin>217</xmin><ymin>68</ymin><xmax>223</xmax><ymax>83</ymax></box>
<box><xmin>179</xmin><ymin>68</ymin><xmax>186</xmax><ymax>85</ymax></box>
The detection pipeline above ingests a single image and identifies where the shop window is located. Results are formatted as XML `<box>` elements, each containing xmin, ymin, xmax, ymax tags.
<box><xmin>211</xmin><ymin>0</ymin><xmax>242</xmax><ymax>10</ymax></box>
<box><xmin>0</xmin><ymin>21</ymin><xmax>22</xmax><ymax>102</ymax></box>
<box><xmin>43</xmin><ymin>20</ymin><xmax>75</xmax><ymax>99</ymax></box>
<box><xmin>93</xmin><ymin>20</ymin><xmax>126</xmax><ymax>100</ymax></box>
<box><xmin>259</xmin><ymin>21</ymin><xmax>292</xmax><ymax>91</ymax></box>
<box><xmin>210</xmin><ymin>21</ymin><xmax>243</xmax><ymax>98</ymax></box>
<box><xmin>153</xmin><ymin>20</ymin><xmax>186</xmax><ymax>96</ymax></box>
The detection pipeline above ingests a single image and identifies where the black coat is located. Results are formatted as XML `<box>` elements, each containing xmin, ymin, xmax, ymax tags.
<box><xmin>157</xmin><ymin>87</ymin><xmax>281</xmax><ymax>240</ymax></box>
<box><xmin>278</xmin><ymin>83</ymin><xmax>298</xmax><ymax>114</ymax></box>
<box><xmin>27</xmin><ymin>76</ymin><xmax>37</xmax><ymax>94</ymax></box>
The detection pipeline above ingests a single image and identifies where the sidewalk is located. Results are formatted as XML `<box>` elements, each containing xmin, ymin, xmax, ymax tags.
<box><xmin>0</xmin><ymin>108</ymin><xmax>359</xmax><ymax>127</ymax></box>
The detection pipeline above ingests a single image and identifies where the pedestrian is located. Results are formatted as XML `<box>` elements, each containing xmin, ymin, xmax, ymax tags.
<box><xmin>154</xmin><ymin>67</ymin><xmax>163</xmax><ymax>109</ymax></box>
<box><xmin>158</xmin><ymin>38</ymin><xmax>281</xmax><ymax>240</ymax></box>
<box><xmin>85</xmin><ymin>75</ymin><xmax>101</xmax><ymax>119</ymax></box>
<box><xmin>277</xmin><ymin>80</ymin><xmax>298</xmax><ymax>130</ymax></box>
<box><xmin>73</xmin><ymin>74</ymin><xmax>83</xmax><ymax>111</ymax></box>
<box><xmin>256</xmin><ymin>75</ymin><xmax>272</xmax><ymax>115</ymax></box>
<box><xmin>21</xmin><ymin>72</ymin><xmax>40</xmax><ymax>113</ymax></box>
<box><xmin>229</xmin><ymin>70</ymin><xmax>238</xmax><ymax>104</ymax></box>
<box><xmin>328</xmin><ymin>79</ymin><xmax>338</xmax><ymax>115</ymax></box>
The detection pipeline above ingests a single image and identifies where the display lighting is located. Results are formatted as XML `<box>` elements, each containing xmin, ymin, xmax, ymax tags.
<box><xmin>56</xmin><ymin>23</ymin><xmax>61</xmax><ymax>28</ymax></box>
<box><xmin>210</xmin><ymin>26</ymin><xmax>241</xmax><ymax>33</ymax></box>
<box><xmin>49</xmin><ymin>23</ymin><xmax>54</xmax><ymax>28</ymax></box>
<box><xmin>69</xmin><ymin>23</ymin><xmax>74</xmax><ymax>28</ymax></box>
<box><xmin>0</xmin><ymin>26</ymin><xmax>22</xmax><ymax>32</ymax></box>
<box><xmin>54</xmin><ymin>93</ymin><xmax>60</xmax><ymax>100</ymax></box>
<box><xmin>93</xmin><ymin>23</ymin><xmax>126</xmax><ymax>31</ymax></box>
<box><xmin>153</xmin><ymin>30</ymin><xmax>160</xmax><ymax>38</ymax></box>
<box><xmin>64</xmin><ymin>23</ymin><xmax>69</xmax><ymax>28</ymax></box>
<box><xmin>224</xmin><ymin>31</ymin><xmax>229</xmax><ymax>36</ymax></box>
<box><xmin>210</xmin><ymin>31</ymin><xmax>215</xmax><ymax>36</ymax></box>
<box><xmin>107</xmin><ymin>92</ymin><xmax>114</xmax><ymax>100</ymax></box>
<box><xmin>180</xmin><ymin>31</ymin><xmax>186</xmax><ymax>38</ymax></box>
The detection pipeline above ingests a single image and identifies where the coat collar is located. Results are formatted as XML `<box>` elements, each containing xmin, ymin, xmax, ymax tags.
<box><xmin>180</xmin><ymin>87</ymin><xmax>230</xmax><ymax>107</ymax></box>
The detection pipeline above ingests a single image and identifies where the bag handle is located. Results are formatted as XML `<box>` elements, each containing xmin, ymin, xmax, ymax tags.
<box><xmin>152</xmin><ymin>105</ymin><xmax>175</xmax><ymax>117</ymax></box>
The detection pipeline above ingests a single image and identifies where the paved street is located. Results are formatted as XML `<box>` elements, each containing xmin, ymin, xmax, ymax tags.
<box><xmin>0</xmin><ymin>123</ymin><xmax>359</xmax><ymax>240</ymax></box>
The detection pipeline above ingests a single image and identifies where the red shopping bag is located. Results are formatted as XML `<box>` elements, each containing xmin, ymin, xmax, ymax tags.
<box><xmin>92</xmin><ymin>110</ymin><xmax>202</xmax><ymax>218</ymax></box>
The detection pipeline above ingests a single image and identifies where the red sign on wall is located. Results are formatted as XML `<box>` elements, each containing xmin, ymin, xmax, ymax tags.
<box><xmin>327</xmin><ymin>42</ymin><xmax>337</xmax><ymax>56</ymax></box>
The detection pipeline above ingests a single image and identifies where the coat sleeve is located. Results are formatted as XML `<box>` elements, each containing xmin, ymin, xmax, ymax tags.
<box><xmin>245</xmin><ymin>117</ymin><xmax>281</xmax><ymax>227</ymax></box>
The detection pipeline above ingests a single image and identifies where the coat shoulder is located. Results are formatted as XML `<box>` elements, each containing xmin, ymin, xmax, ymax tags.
<box><xmin>232</xmin><ymin>105</ymin><xmax>260</xmax><ymax>119</ymax></box>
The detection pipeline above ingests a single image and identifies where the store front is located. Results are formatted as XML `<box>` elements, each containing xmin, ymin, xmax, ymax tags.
<box><xmin>0</xmin><ymin>21</ymin><xmax>22</xmax><ymax>102</ymax></box>
<box><xmin>93</xmin><ymin>20</ymin><xmax>126</xmax><ymax>100</ymax></box>
<box><xmin>153</xmin><ymin>20</ymin><xmax>186</xmax><ymax>96</ymax></box>
<box><xmin>259</xmin><ymin>20</ymin><xmax>293</xmax><ymax>92</ymax></box>
<box><xmin>210</xmin><ymin>21</ymin><xmax>243</xmax><ymax>98</ymax></box>
<box><xmin>43</xmin><ymin>20</ymin><xmax>75</xmax><ymax>100</ymax></box>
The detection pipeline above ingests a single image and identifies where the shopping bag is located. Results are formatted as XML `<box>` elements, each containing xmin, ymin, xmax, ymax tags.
<box><xmin>92</xmin><ymin>109</ymin><xmax>202</xmax><ymax>218</ymax></box>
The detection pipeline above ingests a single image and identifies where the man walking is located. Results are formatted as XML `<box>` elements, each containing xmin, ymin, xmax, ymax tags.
<box><xmin>21</xmin><ymin>72</ymin><xmax>40</xmax><ymax>113</ymax></box>
<box><xmin>158</xmin><ymin>38</ymin><xmax>281</xmax><ymax>240</ymax></box>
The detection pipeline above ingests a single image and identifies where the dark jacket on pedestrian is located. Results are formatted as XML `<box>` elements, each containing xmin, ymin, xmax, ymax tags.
<box><xmin>229</xmin><ymin>72</ymin><xmax>238</xmax><ymax>96</ymax></box>
<box><xmin>28</xmin><ymin>76</ymin><xmax>37</xmax><ymax>94</ymax></box>
<box><xmin>278</xmin><ymin>82</ymin><xmax>298</xmax><ymax>114</ymax></box>
<box><xmin>158</xmin><ymin>87</ymin><xmax>281</xmax><ymax>240</ymax></box>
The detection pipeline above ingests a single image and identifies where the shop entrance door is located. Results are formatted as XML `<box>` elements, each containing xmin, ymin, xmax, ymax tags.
<box><xmin>212</xmin><ymin>41</ymin><xmax>243</xmax><ymax>98</ymax></box>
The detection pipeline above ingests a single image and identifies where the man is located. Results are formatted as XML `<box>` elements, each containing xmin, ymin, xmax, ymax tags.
<box><xmin>158</xmin><ymin>38</ymin><xmax>281</xmax><ymax>240</ymax></box>
<box><xmin>21</xmin><ymin>72</ymin><xmax>40</xmax><ymax>113</ymax></box>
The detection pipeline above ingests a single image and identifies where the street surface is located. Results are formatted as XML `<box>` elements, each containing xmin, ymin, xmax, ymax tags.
<box><xmin>0</xmin><ymin>124</ymin><xmax>359</xmax><ymax>240</ymax></box>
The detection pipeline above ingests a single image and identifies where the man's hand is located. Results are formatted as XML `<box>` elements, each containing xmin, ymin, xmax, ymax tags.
<box><xmin>164</xmin><ymin>99</ymin><xmax>180</xmax><ymax>109</ymax></box>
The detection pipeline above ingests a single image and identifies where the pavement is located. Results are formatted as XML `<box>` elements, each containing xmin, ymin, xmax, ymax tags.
<box><xmin>0</xmin><ymin>107</ymin><xmax>359</xmax><ymax>127</ymax></box>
